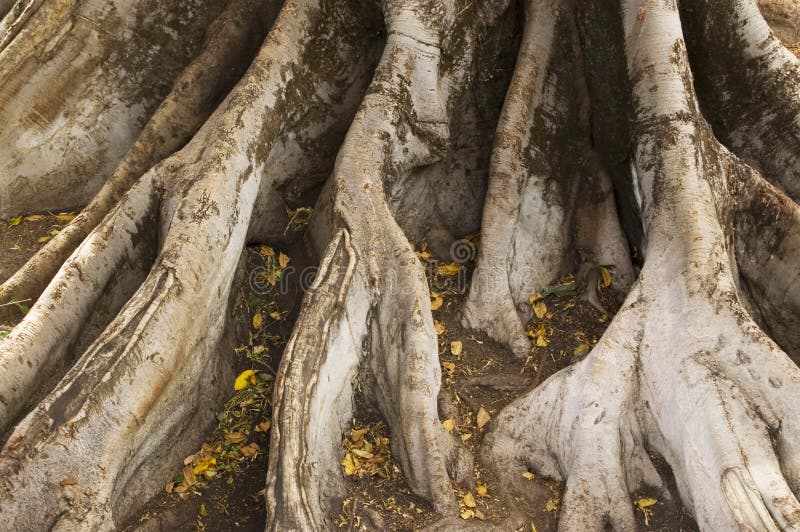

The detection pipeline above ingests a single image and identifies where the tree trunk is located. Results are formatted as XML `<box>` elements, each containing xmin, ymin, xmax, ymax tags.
<box><xmin>1</xmin><ymin>0</ymin><xmax>800</xmax><ymax>530</ymax></box>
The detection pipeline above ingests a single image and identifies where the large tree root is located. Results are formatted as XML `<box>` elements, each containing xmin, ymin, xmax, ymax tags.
<box><xmin>462</xmin><ymin>0</ymin><xmax>634</xmax><ymax>357</ymax></box>
<box><xmin>0</xmin><ymin>0</ymin><xmax>278</xmax><ymax>325</ymax></box>
<box><xmin>0</xmin><ymin>0</ymin><xmax>382</xmax><ymax>527</ymax></box>
<box><xmin>2</xmin><ymin>0</ymin><xmax>800</xmax><ymax>529</ymax></box>
<box><xmin>479</xmin><ymin>0</ymin><xmax>800</xmax><ymax>529</ymax></box>
<box><xmin>0</xmin><ymin>0</ymin><xmax>232</xmax><ymax>217</ymax></box>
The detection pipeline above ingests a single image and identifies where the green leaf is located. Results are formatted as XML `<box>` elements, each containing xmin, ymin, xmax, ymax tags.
<box><xmin>8</xmin><ymin>215</ymin><xmax>22</xmax><ymax>227</ymax></box>
<box><xmin>541</xmin><ymin>282</ymin><xmax>581</xmax><ymax>298</ymax></box>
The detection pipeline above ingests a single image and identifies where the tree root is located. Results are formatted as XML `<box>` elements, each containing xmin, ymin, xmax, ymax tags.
<box><xmin>0</xmin><ymin>0</ymin><xmax>383</xmax><ymax>526</ymax></box>
<box><xmin>0</xmin><ymin>0</ymin><xmax>277</xmax><ymax>325</ymax></box>
<box><xmin>480</xmin><ymin>1</ymin><xmax>800</xmax><ymax>529</ymax></box>
<box><xmin>2</xmin><ymin>0</ymin><xmax>800</xmax><ymax>529</ymax></box>
<box><xmin>462</xmin><ymin>0</ymin><xmax>633</xmax><ymax>358</ymax></box>
<box><xmin>0</xmin><ymin>0</ymin><xmax>235</xmax><ymax>218</ymax></box>
<box><xmin>682</xmin><ymin>0</ymin><xmax>800</xmax><ymax>201</ymax></box>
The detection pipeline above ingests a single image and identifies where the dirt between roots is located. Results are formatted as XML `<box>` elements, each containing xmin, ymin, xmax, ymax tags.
<box><xmin>0</xmin><ymin>213</ymin><xmax>700</xmax><ymax>531</ymax></box>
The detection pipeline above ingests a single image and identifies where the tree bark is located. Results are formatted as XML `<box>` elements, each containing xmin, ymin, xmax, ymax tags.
<box><xmin>1</xmin><ymin>0</ymin><xmax>799</xmax><ymax>530</ymax></box>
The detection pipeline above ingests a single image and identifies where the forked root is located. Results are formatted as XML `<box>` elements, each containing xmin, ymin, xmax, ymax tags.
<box><xmin>462</xmin><ymin>0</ymin><xmax>633</xmax><ymax>358</ymax></box>
<box><xmin>479</xmin><ymin>0</ymin><xmax>800</xmax><ymax>529</ymax></box>
<box><xmin>0</xmin><ymin>0</ymin><xmax>384</xmax><ymax>526</ymax></box>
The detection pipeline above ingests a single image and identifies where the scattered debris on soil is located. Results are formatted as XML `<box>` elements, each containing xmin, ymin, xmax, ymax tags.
<box><xmin>332</xmin><ymin>238</ymin><xmax>699</xmax><ymax>531</ymax></box>
<box><xmin>0</xmin><ymin>211</ymin><xmax>79</xmax><ymax>331</ymax></box>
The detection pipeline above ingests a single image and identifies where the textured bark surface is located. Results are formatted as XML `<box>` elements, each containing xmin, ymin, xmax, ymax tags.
<box><xmin>1</xmin><ymin>0</ymin><xmax>799</xmax><ymax>530</ymax></box>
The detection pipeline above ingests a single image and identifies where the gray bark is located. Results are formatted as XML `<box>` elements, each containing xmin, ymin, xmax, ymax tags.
<box><xmin>0</xmin><ymin>0</ymin><xmax>799</xmax><ymax>530</ymax></box>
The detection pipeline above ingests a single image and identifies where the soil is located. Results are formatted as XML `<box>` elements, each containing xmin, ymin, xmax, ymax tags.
<box><xmin>0</xmin><ymin>213</ymin><xmax>699</xmax><ymax>532</ymax></box>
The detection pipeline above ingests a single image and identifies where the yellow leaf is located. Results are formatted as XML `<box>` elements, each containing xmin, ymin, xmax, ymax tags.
<box><xmin>529</xmin><ymin>293</ymin><xmax>543</xmax><ymax>304</ymax></box>
<box><xmin>475</xmin><ymin>509</ymin><xmax>486</xmax><ymax>520</ymax></box>
<box><xmin>636</xmin><ymin>497</ymin><xmax>657</xmax><ymax>509</ymax></box>
<box><xmin>430</xmin><ymin>292</ymin><xmax>444</xmax><ymax>311</ymax></box>
<box><xmin>252</xmin><ymin>313</ymin><xmax>263</xmax><ymax>329</ymax></box>
<box><xmin>23</xmin><ymin>215</ymin><xmax>43</xmax><ymax>222</ymax></box>
<box><xmin>450</xmin><ymin>341</ymin><xmax>463</xmax><ymax>357</ymax></box>
<box><xmin>522</xmin><ymin>471</ymin><xmax>535</xmax><ymax>480</ymax></box>
<box><xmin>269</xmin><ymin>311</ymin><xmax>282</xmax><ymax>320</ymax></box>
<box><xmin>434</xmin><ymin>320</ymin><xmax>445</xmax><ymax>335</ymax></box>
<box><xmin>476</xmin><ymin>485</ymin><xmax>488</xmax><ymax>497</ymax></box>
<box><xmin>477</xmin><ymin>407</ymin><xmax>491</xmax><ymax>429</ymax></box>
<box><xmin>278</xmin><ymin>252</ymin><xmax>290</xmax><ymax>268</ymax></box>
<box><xmin>342</xmin><ymin>452</ymin><xmax>357</xmax><ymax>476</ymax></box>
<box><xmin>544</xmin><ymin>498</ymin><xmax>560</xmax><ymax>513</ymax></box>
<box><xmin>461</xmin><ymin>433</ymin><xmax>472</xmax><ymax>442</ymax></box>
<box><xmin>533</xmin><ymin>301</ymin><xmax>547</xmax><ymax>319</ymax></box>
<box><xmin>599</xmin><ymin>266</ymin><xmax>612</xmax><ymax>287</ymax></box>
<box><xmin>442</xmin><ymin>361</ymin><xmax>456</xmax><ymax>375</ymax></box>
<box><xmin>234</xmin><ymin>370</ymin><xmax>256</xmax><ymax>391</ymax></box>
<box><xmin>192</xmin><ymin>457</ymin><xmax>216</xmax><ymax>475</ymax></box>
<box><xmin>37</xmin><ymin>236</ymin><xmax>50</xmax><ymax>244</ymax></box>
<box><xmin>55</xmin><ymin>213</ymin><xmax>77</xmax><ymax>222</ymax></box>
<box><xmin>435</xmin><ymin>263</ymin><xmax>460</xmax><ymax>276</ymax></box>
<box><xmin>460</xmin><ymin>509</ymin><xmax>474</xmax><ymax>520</ymax></box>
<box><xmin>462</xmin><ymin>492</ymin><xmax>477</xmax><ymax>508</ymax></box>
<box><xmin>259</xmin><ymin>245</ymin><xmax>275</xmax><ymax>256</ymax></box>
<box><xmin>442</xmin><ymin>418</ymin><xmax>456</xmax><ymax>433</ymax></box>
<box><xmin>536</xmin><ymin>335</ymin><xmax>548</xmax><ymax>347</ymax></box>
<box><xmin>8</xmin><ymin>215</ymin><xmax>22</xmax><ymax>227</ymax></box>
<box><xmin>199</xmin><ymin>503</ymin><xmax>208</xmax><ymax>517</ymax></box>
<box><xmin>573</xmin><ymin>343</ymin><xmax>590</xmax><ymax>356</ymax></box>
<box><xmin>256</xmin><ymin>420</ymin><xmax>271</xmax><ymax>432</ymax></box>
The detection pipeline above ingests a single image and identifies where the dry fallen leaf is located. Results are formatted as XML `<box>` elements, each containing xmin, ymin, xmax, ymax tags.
<box><xmin>450</xmin><ymin>340</ymin><xmax>463</xmax><ymax>357</ymax></box>
<box><xmin>278</xmin><ymin>252</ymin><xmax>290</xmax><ymax>268</ymax></box>
<box><xmin>599</xmin><ymin>266</ymin><xmax>612</xmax><ymax>287</ymax></box>
<box><xmin>476</xmin><ymin>485</ymin><xmax>488</xmax><ymax>497</ymax></box>
<box><xmin>350</xmin><ymin>428</ymin><xmax>369</xmax><ymax>442</ymax></box>
<box><xmin>533</xmin><ymin>301</ymin><xmax>547</xmax><ymax>319</ymax></box>
<box><xmin>442</xmin><ymin>361</ymin><xmax>456</xmax><ymax>375</ymax></box>
<box><xmin>476</xmin><ymin>407</ymin><xmax>491</xmax><ymax>429</ymax></box>
<box><xmin>636</xmin><ymin>497</ymin><xmax>657</xmax><ymax>509</ymax></box>
<box><xmin>442</xmin><ymin>418</ymin><xmax>456</xmax><ymax>433</ymax></box>
<box><xmin>462</xmin><ymin>492</ymin><xmax>477</xmax><ymax>508</ymax></box>
<box><xmin>460</xmin><ymin>509</ymin><xmax>474</xmax><ymax>520</ymax></box>
<box><xmin>234</xmin><ymin>370</ymin><xmax>256</xmax><ymax>391</ymax></box>
<box><xmin>573</xmin><ymin>343</ymin><xmax>590</xmax><ymax>356</ymax></box>
<box><xmin>522</xmin><ymin>471</ymin><xmax>535</xmax><ymax>480</ymax></box>
<box><xmin>342</xmin><ymin>453</ymin><xmax>357</xmax><ymax>476</ymax></box>
<box><xmin>238</xmin><ymin>442</ymin><xmax>260</xmax><ymax>457</ymax></box>
<box><xmin>59</xmin><ymin>476</ymin><xmax>77</xmax><ymax>487</ymax></box>
<box><xmin>435</xmin><ymin>263</ymin><xmax>460</xmax><ymax>276</ymax></box>
<box><xmin>224</xmin><ymin>431</ymin><xmax>247</xmax><ymax>443</ymax></box>
<box><xmin>434</xmin><ymin>320</ymin><xmax>445</xmax><ymax>335</ymax></box>
<box><xmin>252</xmin><ymin>313</ymin><xmax>264</xmax><ymax>329</ymax></box>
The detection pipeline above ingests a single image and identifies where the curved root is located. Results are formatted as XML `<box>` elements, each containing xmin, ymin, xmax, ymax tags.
<box><xmin>0</xmin><ymin>0</ymin><xmax>277</xmax><ymax>324</ymax></box>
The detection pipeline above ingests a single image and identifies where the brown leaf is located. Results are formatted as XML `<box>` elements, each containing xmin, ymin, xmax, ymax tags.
<box><xmin>59</xmin><ymin>476</ymin><xmax>77</xmax><ymax>487</ymax></box>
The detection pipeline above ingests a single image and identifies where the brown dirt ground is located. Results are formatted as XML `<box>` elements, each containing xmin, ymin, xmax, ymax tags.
<box><xmin>0</xmin><ymin>210</ymin><xmax>698</xmax><ymax>531</ymax></box>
